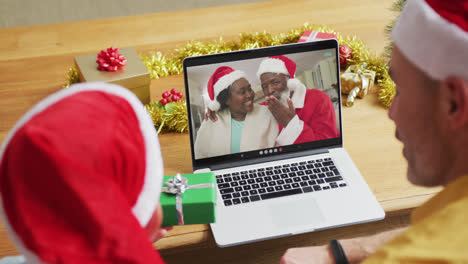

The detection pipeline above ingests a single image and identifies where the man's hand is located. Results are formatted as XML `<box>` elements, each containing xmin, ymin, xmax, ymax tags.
<box><xmin>280</xmin><ymin>227</ymin><xmax>408</xmax><ymax>264</ymax></box>
<box><xmin>281</xmin><ymin>245</ymin><xmax>334</xmax><ymax>264</ymax></box>
<box><xmin>204</xmin><ymin>108</ymin><xmax>218</xmax><ymax>122</ymax></box>
<box><xmin>146</xmin><ymin>204</ymin><xmax>174</xmax><ymax>243</ymax></box>
<box><xmin>151</xmin><ymin>226</ymin><xmax>173</xmax><ymax>243</ymax></box>
<box><xmin>265</xmin><ymin>96</ymin><xmax>296</xmax><ymax>127</ymax></box>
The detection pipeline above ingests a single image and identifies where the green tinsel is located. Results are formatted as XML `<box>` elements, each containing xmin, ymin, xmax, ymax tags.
<box><xmin>377</xmin><ymin>0</ymin><xmax>406</xmax><ymax>107</ymax></box>
<box><xmin>384</xmin><ymin>0</ymin><xmax>407</xmax><ymax>59</ymax></box>
<box><xmin>145</xmin><ymin>101</ymin><xmax>188</xmax><ymax>134</ymax></box>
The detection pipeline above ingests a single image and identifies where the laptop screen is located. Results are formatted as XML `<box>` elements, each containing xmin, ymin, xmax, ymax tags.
<box><xmin>183</xmin><ymin>40</ymin><xmax>342</xmax><ymax>169</ymax></box>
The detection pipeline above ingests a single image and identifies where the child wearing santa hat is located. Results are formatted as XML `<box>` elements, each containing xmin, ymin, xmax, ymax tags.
<box><xmin>0</xmin><ymin>82</ymin><xmax>168</xmax><ymax>263</ymax></box>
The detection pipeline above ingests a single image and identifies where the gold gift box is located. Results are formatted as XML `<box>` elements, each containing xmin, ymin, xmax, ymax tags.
<box><xmin>340</xmin><ymin>63</ymin><xmax>376</xmax><ymax>107</ymax></box>
<box><xmin>74</xmin><ymin>47</ymin><xmax>150</xmax><ymax>104</ymax></box>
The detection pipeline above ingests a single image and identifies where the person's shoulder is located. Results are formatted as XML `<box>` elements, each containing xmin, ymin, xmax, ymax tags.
<box><xmin>200</xmin><ymin>110</ymin><xmax>230</xmax><ymax>131</ymax></box>
<box><xmin>305</xmin><ymin>89</ymin><xmax>334</xmax><ymax>107</ymax></box>
<box><xmin>215</xmin><ymin>109</ymin><xmax>231</xmax><ymax>124</ymax></box>
<box><xmin>301</xmin><ymin>89</ymin><xmax>329</xmax><ymax>105</ymax></box>
<box><xmin>366</xmin><ymin>189</ymin><xmax>468</xmax><ymax>263</ymax></box>
<box><xmin>306</xmin><ymin>88</ymin><xmax>328</xmax><ymax>98</ymax></box>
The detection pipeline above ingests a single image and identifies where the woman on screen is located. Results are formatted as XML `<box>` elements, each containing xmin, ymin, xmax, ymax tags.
<box><xmin>194</xmin><ymin>66</ymin><xmax>278</xmax><ymax>159</ymax></box>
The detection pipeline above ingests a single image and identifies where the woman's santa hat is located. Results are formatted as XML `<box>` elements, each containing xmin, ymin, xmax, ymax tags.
<box><xmin>204</xmin><ymin>66</ymin><xmax>246</xmax><ymax>111</ymax></box>
<box><xmin>0</xmin><ymin>82</ymin><xmax>165</xmax><ymax>264</ymax></box>
<box><xmin>256</xmin><ymin>55</ymin><xmax>305</xmax><ymax>92</ymax></box>
<box><xmin>392</xmin><ymin>0</ymin><xmax>468</xmax><ymax>81</ymax></box>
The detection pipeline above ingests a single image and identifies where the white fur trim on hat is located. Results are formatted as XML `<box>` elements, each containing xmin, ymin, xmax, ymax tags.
<box><xmin>0</xmin><ymin>82</ymin><xmax>163</xmax><ymax>228</ymax></box>
<box><xmin>257</xmin><ymin>58</ymin><xmax>290</xmax><ymax>78</ymax></box>
<box><xmin>213</xmin><ymin>70</ymin><xmax>246</xmax><ymax>99</ymax></box>
<box><xmin>208</xmin><ymin>70</ymin><xmax>245</xmax><ymax>111</ymax></box>
<box><xmin>392</xmin><ymin>0</ymin><xmax>468</xmax><ymax>81</ymax></box>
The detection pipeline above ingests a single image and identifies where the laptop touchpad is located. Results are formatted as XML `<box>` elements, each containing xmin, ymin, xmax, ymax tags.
<box><xmin>269</xmin><ymin>198</ymin><xmax>325</xmax><ymax>228</ymax></box>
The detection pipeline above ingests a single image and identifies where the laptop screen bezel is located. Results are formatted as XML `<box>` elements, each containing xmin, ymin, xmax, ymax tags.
<box><xmin>183</xmin><ymin>39</ymin><xmax>343</xmax><ymax>170</ymax></box>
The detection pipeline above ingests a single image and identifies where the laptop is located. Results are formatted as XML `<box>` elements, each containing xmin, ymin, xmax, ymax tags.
<box><xmin>182</xmin><ymin>39</ymin><xmax>385</xmax><ymax>247</ymax></box>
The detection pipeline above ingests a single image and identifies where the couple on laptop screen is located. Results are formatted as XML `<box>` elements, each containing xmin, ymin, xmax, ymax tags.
<box><xmin>191</xmin><ymin>53</ymin><xmax>340</xmax><ymax>159</ymax></box>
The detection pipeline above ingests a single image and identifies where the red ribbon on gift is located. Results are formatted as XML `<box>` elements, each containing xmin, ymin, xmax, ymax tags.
<box><xmin>96</xmin><ymin>47</ymin><xmax>127</xmax><ymax>71</ymax></box>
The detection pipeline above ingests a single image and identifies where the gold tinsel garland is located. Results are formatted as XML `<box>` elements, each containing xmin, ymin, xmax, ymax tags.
<box><xmin>64</xmin><ymin>23</ymin><xmax>396</xmax><ymax>131</ymax></box>
<box><xmin>64</xmin><ymin>66</ymin><xmax>80</xmax><ymax>88</ymax></box>
<box><xmin>145</xmin><ymin>101</ymin><xmax>188</xmax><ymax>133</ymax></box>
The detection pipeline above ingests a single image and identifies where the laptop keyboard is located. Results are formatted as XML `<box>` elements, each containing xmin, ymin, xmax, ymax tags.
<box><xmin>217</xmin><ymin>157</ymin><xmax>347</xmax><ymax>206</ymax></box>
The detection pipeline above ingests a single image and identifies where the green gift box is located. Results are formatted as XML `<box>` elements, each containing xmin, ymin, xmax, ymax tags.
<box><xmin>160</xmin><ymin>172</ymin><xmax>216</xmax><ymax>226</ymax></box>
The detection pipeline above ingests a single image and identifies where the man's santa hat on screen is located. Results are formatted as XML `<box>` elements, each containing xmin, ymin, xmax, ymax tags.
<box><xmin>392</xmin><ymin>0</ymin><xmax>468</xmax><ymax>81</ymax></box>
<box><xmin>0</xmin><ymin>82</ymin><xmax>165</xmax><ymax>264</ymax></box>
<box><xmin>204</xmin><ymin>66</ymin><xmax>246</xmax><ymax>111</ymax></box>
<box><xmin>256</xmin><ymin>55</ymin><xmax>305</xmax><ymax>93</ymax></box>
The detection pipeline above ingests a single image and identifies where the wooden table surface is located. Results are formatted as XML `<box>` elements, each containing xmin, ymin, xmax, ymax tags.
<box><xmin>0</xmin><ymin>0</ymin><xmax>441</xmax><ymax>262</ymax></box>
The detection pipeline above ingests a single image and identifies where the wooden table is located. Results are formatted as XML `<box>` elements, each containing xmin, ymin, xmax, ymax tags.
<box><xmin>0</xmin><ymin>0</ymin><xmax>441</xmax><ymax>262</ymax></box>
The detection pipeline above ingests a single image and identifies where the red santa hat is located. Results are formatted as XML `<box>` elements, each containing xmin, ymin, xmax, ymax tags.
<box><xmin>392</xmin><ymin>0</ymin><xmax>468</xmax><ymax>81</ymax></box>
<box><xmin>204</xmin><ymin>66</ymin><xmax>246</xmax><ymax>111</ymax></box>
<box><xmin>0</xmin><ymin>82</ymin><xmax>165</xmax><ymax>264</ymax></box>
<box><xmin>256</xmin><ymin>55</ymin><xmax>304</xmax><ymax>92</ymax></box>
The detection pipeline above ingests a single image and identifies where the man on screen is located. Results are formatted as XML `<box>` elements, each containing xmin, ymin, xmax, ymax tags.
<box><xmin>257</xmin><ymin>55</ymin><xmax>340</xmax><ymax>145</ymax></box>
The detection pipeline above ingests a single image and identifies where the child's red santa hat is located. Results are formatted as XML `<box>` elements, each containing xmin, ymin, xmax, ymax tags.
<box><xmin>256</xmin><ymin>55</ymin><xmax>304</xmax><ymax>92</ymax></box>
<box><xmin>392</xmin><ymin>0</ymin><xmax>468</xmax><ymax>81</ymax></box>
<box><xmin>0</xmin><ymin>82</ymin><xmax>165</xmax><ymax>264</ymax></box>
<box><xmin>204</xmin><ymin>66</ymin><xmax>246</xmax><ymax>111</ymax></box>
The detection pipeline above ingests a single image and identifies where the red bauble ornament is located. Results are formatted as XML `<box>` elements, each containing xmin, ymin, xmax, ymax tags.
<box><xmin>160</xmin><ymin>98</ymin><xmax>168</xmax><ymax>105</ymax></box>
<box><xmin>339</xmin><ymin>44</ymin><xmax>352</xmax><ymax>67</ymax></box>
<box><xmin>96</xmin><ymin>47</ymin><xmax>127</xmax><ymax>72</ymax></box>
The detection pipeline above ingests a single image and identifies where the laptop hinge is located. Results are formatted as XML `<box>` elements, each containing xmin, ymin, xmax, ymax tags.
<box><xmin>206</xmin><ymin>147</ymin><xmax>330</xmax><ymax>171</ymax></box>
